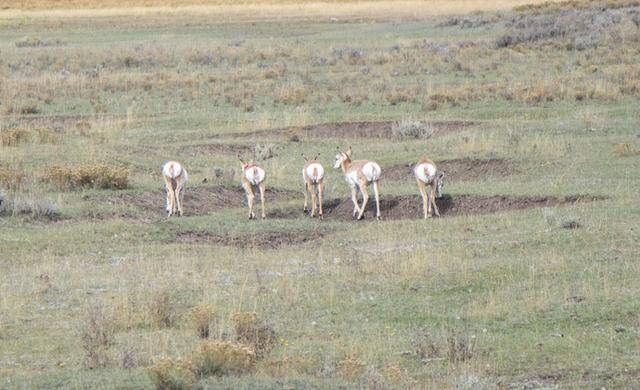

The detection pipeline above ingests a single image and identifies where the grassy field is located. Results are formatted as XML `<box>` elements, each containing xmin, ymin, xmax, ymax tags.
<box><xmin>1</xmin><ymin>0</ymin><xmax>639</xmax><ymax>388</ymax></box>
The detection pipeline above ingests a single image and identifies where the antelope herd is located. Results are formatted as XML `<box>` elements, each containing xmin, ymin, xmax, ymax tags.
<box><xmin>162</xmin><ymin>147</ymin><xmax>445</xmax><ymax>220</ymax></box>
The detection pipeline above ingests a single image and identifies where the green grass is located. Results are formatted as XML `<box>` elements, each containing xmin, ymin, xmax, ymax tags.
<box><xmin>1</xmin><ymin>2</ymin><xmax>640</xmax><ymax>389</ymax></box>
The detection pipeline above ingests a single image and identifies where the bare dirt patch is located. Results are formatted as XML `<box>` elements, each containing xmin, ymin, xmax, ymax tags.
<box><xmin>220</xmin><ymin>120</ymin><xmax>476</xmax><ymax>140</ymax></box>
<box><xmin>96</xmin><ymin>186</ymin><xmax>297</xmax><ymax>217</ymax></box>
<box><xmin>180</xmin><ymin>142</ymin><xmax>253</xmax><ymax>157</ymax></box>
<box><xmin>385</xmin><ymin>158</ymin><xmax>515</xmax><ymax>182</ymax></box>
<box><xmin>176</xmin><ymin>229</ymin><xmax>324</xmax><ymax>249</ymax></box>
<box><xmin>272</xmin><ymin>195</ymin><xmax>600</xmax><ymax>221</ymax></box>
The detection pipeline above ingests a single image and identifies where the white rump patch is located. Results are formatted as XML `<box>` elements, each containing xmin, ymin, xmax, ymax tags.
<box><xmin>162</xmin><ymin>161</ymin><xmax>183</xmax><ymax>179</ymax></box>
<box><xmin>246</xmin><ymin>166</ymin><xmax>265</xmax><ymax>185</ymax></box>
<box><xmin>362</xmin><ymin>162</ymin><xmax>381</xmax><ymax>182</ymax></box>
<box><xmin>414</xmin><ymin>162</ymin><xmax>436</xmax><ymax>183</ymax></box>
<box><xmin>305</xmin><ymin>163</ymin><xmax>324</xmax><ymax>183</ymax></box>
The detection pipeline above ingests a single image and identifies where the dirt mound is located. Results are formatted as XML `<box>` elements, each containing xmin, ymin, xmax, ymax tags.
<box><xmin>221</xmin><ymin>120</ymin><xmax>475</xmax><ymax>140</ymax></box>
<box><xmin>385</xmin><ymin>158</ymin><xmax>515</xmax><ymax>182</ymax></box>
<box><xmin>273</xmin><ymin>194</ymin><xmax>599</xmax><ymax>221</ymax></box>
<box><xmin>180</xmin><ymin>142</ymin><xmax>252</xmax><ymax>157</ymax></box>
<box><xmin>101</xmin><ymin>186</ymin><xmax>297</xmax><ymax>216</ymax></box>
<box><xmin>176</xmin><ymin>229</ymin><xmax>323</xmax><ymax>249</ymax></box>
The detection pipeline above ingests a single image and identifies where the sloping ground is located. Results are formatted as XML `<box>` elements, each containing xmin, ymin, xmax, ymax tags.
<box><xmin>272</xmin><ymin>194</ymin><xmax>601</xmax><ymax>221</ymax></box>
<box><xmin>95</xmin><ymin>185</ymin><xmax>298</xmax><ymax>216</ymax></box>
<box><xmin>220</xmin><ymin>120</ymin><xmax>476</xmax><ymax>140</ymax></box>
<box><xmin>385</xmin><ymin>158</ymin><xmax>516</xmax><ymax>182</ymax></box>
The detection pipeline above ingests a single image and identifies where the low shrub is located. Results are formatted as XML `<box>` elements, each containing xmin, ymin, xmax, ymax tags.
<box><xmin>80</xmin><ymin>306</ymin><xmax>118</xmax><ymax>369</ymax></box>
<box><xmin>411</xmin><ymin>328</ymin><xmax>441</xmax><ymax>361</ymax></box>
<box><xmin>392</xmin><ymin>120</ymin><xmax>434</xmax><ymax>139</ymax></box>
<box><xmin>254</xmin><ymin>143</ymin><xmax>278</xmax><ymax>161</ymax></box>
<box><xmin>0</xmin><ymin>166</ymin><xmax>26</xmax><ymax>192</ymax></box>
<box><xmin>613</xmin><ymin>142</ymin><xmax>640</xmax><ymax>156</ymax></box>
<box><xmin>336</xmin><ymin>357</ymin><xmax>366</xmax><ymax>380</ymax></box>
<box><xmin>43</xmin><ymin>164</ymin><xmax>130</xmax><ymax>190</ymax></box>
<box><xmin>277</xmin><ymin>83</ymin><xmax>308</xmax><ymax>105</ymax></box>
<box><xmin>9</xmin><ymin>196</ymin><xmax>59</xmax><ymax>219</ymax></box>
<box><xmin>3</xmin><ymin>101</ymin><xmax>41</xmax><ymax>115</ymax></box>
<box><xmin>231</xmin><ymin>312</ymin><xmax>276</xmax><ymax>358</ymax></box>
<box><xmin>447</xmin><ymin>330</ymin><xmax>475</xmax><ymax>364</ymax></box>
<box><xmin>15</xmin><ymin>36</ymin><xmax>63</xmax><ymax>48</ymax></box>
<box><xmin>149</xmin><ymin>290</ymin><xmax>177</xmax><ymax>328</ymax></box>
<box><xmin>148</xmin><ymin>358</ymin><xmax>196</xmax><ymax>390</ymax></box>
<box><xmin>192</xmin><ymin>341</ymin><xmax>256</xmax><ymax>377</ymax></box>
<box><xmin>0</xmin><ymin>128</ymin><xmax>30</xmax><ymax>146</ymax></box>
<box><xmin>189</xmin><ymin>305</ymin><xmax>217</xmax><ymax>339</ymax></box>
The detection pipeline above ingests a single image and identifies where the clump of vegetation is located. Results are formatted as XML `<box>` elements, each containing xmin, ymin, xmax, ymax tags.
<box><xmin>15</xmin><ymin>36</ymin><xmax>63</xmax><ymax>48</ymax></box>
<box><xmin>1</xmin><ymin>127</ymin><xmax>63</xmax><ymax>146</ymax></box>
<box><xmin>80</xmin><ymin>306</ymin><xmax>118</xmax><ymax>369</ymax></box>
<box><xmin>336</xmin><ymin>357</ymin><xmax>366</xmax><ymax>380</ymax></box>
<box><xmin>411</xmin><ymin>328</ymin><xmax>441</xmax><ymax>361</ymax></box>
<box><xmin>189</xmin><ymin>305</ymin><xmax>217</xmax><ymax>339</ymax></box>
<box><xmin>3</xmin><ymin>101</ymin><xmax>41</xmax><ymax>115</ymax></box>
<box><xmin>148</xmin><ymin>341</ymin><xmax>256</xmax><ymax>388</ymax></box>
<box><xmin>231</xmin><ymin>312</ymin><xmax>276</xmax><ymax>358</ymax></box>
<box><xmin>447</xmin><ymin>330</ymin><xmax>476</xmax><ymax>364</ymax></box>
<box><xmin>43</xmin><ymin>164</ymin><xmax>130</xmax><ymax>190</ymax></box>
<box><xmin>149</xmin><ymin>290</ymin><xmax>178</xmax><ymax>328</ymax></box>
<box><xmin>0</xmin><ymin>128</ymin><xmax>30</xmax><ymax>146</ymax></box>
<box><xmin>192</xmin><ymin>340</ymin><xmax>256</xmax><ymax>377</ymax></box>
<box><xmin>277</xmin><ymin>83</ymin><xmax>308</xmax><ymax>105</ymax></box>
<box><xmin>385</xmin><ymin>88</ymin><xmax>413</xmax><ymax>105</ymax></box>
<box><xmin>148</xmin><ymin>358</ymin><xmax>196</xmax><ymax>390</ymax></box>
<box><xmin>0</xmin><ymin>165</ymin><xmax>26</xmax><ymax>192</ymax></box>
<box><xmin>34</xmin><ymin>127</ymin><xmax>63</xmax><ymax>144</ymax></box>
<box><xmin>7</xmin><ymin>196</ymin><xmax>59</xmax><ymax>220</ymax></box>
<box><xmin>254</xmin><ymin>143</ymin><xmax>278</xmax><ymax>161</ymax></box>
<box><xmin>392</xmin><ymin>120</ymin><xmax>434</xmax><ymax>139</ymax></box>
<box><xmin>613</xmin><ymin>142</ymin><xmax>640</xmax><ymax>156</ymax></box>
<box><xmin>543</xmin><ymin>208</ymin><xmax>581</xmax><ymax>229</ymax></box>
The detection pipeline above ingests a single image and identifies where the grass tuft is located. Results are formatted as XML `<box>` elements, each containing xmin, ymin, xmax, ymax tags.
<box><xmin>231</xmin><ymin>312</ymin><xmax>276</xmax><ymax>359</ymax></box>
<box><xmin>80</xmin><ymin>306</ymin><xmax>118</xmax><ymax>369</ymax></box>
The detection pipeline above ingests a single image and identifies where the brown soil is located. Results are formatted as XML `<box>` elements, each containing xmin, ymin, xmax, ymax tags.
<box><xmin>271</xmin><ymin>195</ymin><xmax>600</xmax><ymax>221</ymax></box>
<box><xmin>385</xmin><ymin>158</ymin><xmax>515</xmax><ymax>182</ymax></box>
<box><xmin>177</xmin><ymin>229</ymin><xmax>323</xmax><ymax>249</ymax></box>
<box><xmin>98</xmin><ymin>186</ymin><xmax>297</xmax><ymax>216</ymax></box>
<box><xmin>220</xmin><ymin>120</ymin><xmax>475</xmax><ymax>140</ymax></box>
<box><xmin>180</xmin><ymin>142</ymin><xmax>253</xmax><ymax>157</ymax></box>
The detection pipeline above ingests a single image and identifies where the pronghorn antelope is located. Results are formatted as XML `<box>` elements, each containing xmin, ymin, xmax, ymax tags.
<box><xmin>238</xmin><ymin>155</ymin><xmax>267</xmax><ymax>219</ymax></box>
<box><xmin>413</xmin><ymin>158</ymin><xmax>445</xmax><ymax>218</ymax></box>
<box><xmin>162</xmin><ymin>161</ymin><xmax>188</xmax><ymax>217</ymax></box>
<box><xmin>301</xmin><ymin>153</ymin><xmax>325</xmax><ymax>219</ymax></box>
<box><xmin>334</xmin><ymin>146</ymin><xmax>382</xmax><ymax>220</ymax></box>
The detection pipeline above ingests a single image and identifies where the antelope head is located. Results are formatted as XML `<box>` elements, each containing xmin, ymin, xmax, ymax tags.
<box><xmin>333</xmin><ymin>146</ymin><xmax>352</xmax><ymax>169</ymax></box>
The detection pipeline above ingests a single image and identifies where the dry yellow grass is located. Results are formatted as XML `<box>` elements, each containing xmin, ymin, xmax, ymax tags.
<box><xmin>0</xmin><ymin>0</ymin><xmax>562</xmax><ymax>20</ymax></box>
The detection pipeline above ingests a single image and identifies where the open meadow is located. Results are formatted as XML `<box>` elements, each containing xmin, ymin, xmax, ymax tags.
<box><xmin>1</xmin><ymin>0</ymin><xmax>640</xmax><ymax>388</ymax></box>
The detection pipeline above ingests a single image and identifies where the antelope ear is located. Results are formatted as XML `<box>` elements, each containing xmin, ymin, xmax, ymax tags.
<box><xmin>346</xmin><ymin>146</ymin><xmax>352</xmax><ymax>157</ymax></box>
<box><xmin>237</xmin><ymin>154</ymin><xmax>245</xmax><ymax>164</ymax></box>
